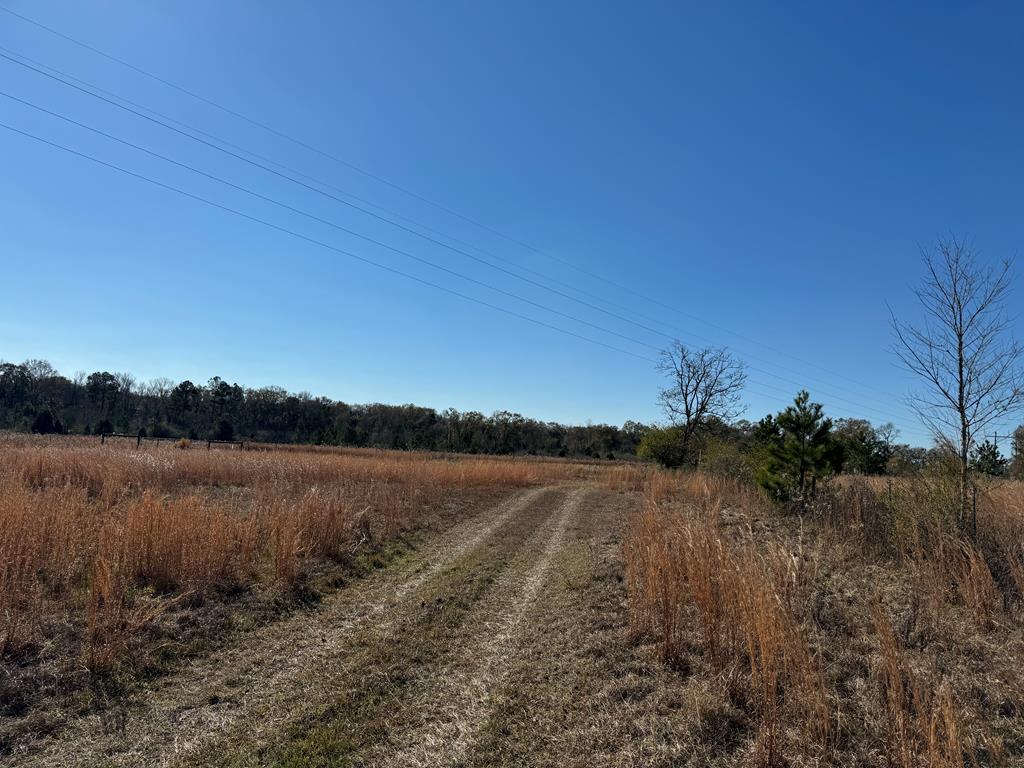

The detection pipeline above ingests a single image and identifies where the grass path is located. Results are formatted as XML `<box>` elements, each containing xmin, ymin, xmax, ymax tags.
<box><xmin>368</xmin><ymin>487</ymin><xmax>585</xmax><ymax>768</ymax></box>
<box><xmin>12</xmin><ymin>483</ymin><xmax>711</xmax><ymax>768</ymax></box>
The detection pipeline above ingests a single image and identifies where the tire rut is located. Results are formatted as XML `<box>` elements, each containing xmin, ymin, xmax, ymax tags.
<box><xmin>368</xmin><ymin>486</ymin><xmax>588</xmax><ymax>768</ymax></box>
<box><xmin>183</xmin><ymin>486</ymin><xmax>568</xmax><ymax>767</ymax></box>
<box><xmin>8</xmin><ymin>485</ymin><xmax>556</xmax><ymax>768</ymax></box>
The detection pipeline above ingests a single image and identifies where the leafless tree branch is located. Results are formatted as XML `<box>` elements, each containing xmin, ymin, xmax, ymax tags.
<box><xmin>656</xmin><ymin>342</ymin><xmax>746</xmax><ymax>463</ymax></box>
<box><xmin>891</xmin><ymin>237</ymin><xmax>1024</xmax><ymax>527</ymax></box>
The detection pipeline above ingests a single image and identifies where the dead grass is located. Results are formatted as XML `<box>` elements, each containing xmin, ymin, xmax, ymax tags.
<box><xmin>0</xmin><ymin>433</ymin><xmax>595</xmax><ymax>701</ymax></box>
<box><xmin>870</xmin><ymin>599</ymin><xmax>1006</xmax><ymax>768</ymax></box>
<box><xmin>625</xmin><ymin>470</ymin><xmax>1024</xmax><ymax>766</ymax></box>
<box><xmin>625</xmin><ymin>474</ymin><xmax>829</xmax><ymax>764</ymax></box>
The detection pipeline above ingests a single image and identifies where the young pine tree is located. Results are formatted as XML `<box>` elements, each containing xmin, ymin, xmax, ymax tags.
<box><xmin>757</xmin><ymin>391</ymin><xmax>840</xmax><ymax>503</ymax></box>
<box><xmin>971</xmin><ymin>439</ymin><xmax>1007</xmax><ymax>476</ymax></box>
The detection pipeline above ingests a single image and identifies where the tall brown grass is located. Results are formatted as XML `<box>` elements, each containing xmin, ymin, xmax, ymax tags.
<box><xmin>0</xmin><ymin>433</ymin><xmax>592</xmax><ymax>665</ymax></box>
<box><xmin>627</xmin><ymin>469</ymin><xmax>1022</xmax><ymax>765</ymax></box>
<box><xmin>872</xmin><ymin>600</ymin><xmax>1005</xmax><ymax>767</ymax></box>
<box><xmin>624</xmin><ymin>473</ymin><xmax>830</xmax><ymax>762</ymax></box>
<box><xmin>827</xmin><ymin>474</ymin><xmax>1024</xmax><ymax>621</ymax></box>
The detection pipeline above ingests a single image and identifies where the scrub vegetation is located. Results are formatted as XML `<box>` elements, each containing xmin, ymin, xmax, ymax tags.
<box><xmin>625</xmin><ymin>471</ymin><xmax>1024</xmax><ymax>766</ymax></box>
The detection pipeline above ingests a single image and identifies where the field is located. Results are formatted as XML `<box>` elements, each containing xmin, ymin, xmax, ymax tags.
<box><xmin>2</xmin><ymin>434</ymin><xmax>1023</xmax><ymax>766</ymax></box>
<box><xmin>626</xmin><ymin>473</ymin><xmax>1024</xmax><ymax>766</ymax></box>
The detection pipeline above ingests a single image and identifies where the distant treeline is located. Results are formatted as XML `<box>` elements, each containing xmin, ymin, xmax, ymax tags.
<box><xmin>0</xmin><ymin>360</ymin><xmax>645</xmax><ymax>458</ymax></box>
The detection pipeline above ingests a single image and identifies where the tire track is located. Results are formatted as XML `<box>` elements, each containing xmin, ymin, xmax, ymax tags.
<box><xmin>8</xmin><ymin>486</ymin><xmax>554</xmax><ymax>768</ymax></box>
<box><xmin>371</xmin><ymin>487</ymin><xmax>587</xmax><ymax>768</ymax></box>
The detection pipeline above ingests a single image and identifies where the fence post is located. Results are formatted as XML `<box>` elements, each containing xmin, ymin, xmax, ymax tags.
<box><xmin>972</xmin><ymin>484</ymin><xmax>978</xmax><ymax>540</ymax></box>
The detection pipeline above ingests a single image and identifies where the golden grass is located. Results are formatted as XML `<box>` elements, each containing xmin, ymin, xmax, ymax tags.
<box><xmin>0</xmin><ymin>433</ymin><xmax>595</xmax><ymax>666</ymax></box>
<box><xmin>625</xmin><ymin>470</ymin><xmax>1024</xmax><ymax>766</ymax></box>
<box><xmin>625</xmin><ymin>474</ymin><xmax>829</xmax><ymax>763</ymax></box>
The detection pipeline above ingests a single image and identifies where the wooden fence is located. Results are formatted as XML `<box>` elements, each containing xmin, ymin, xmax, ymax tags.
<box><xmin>99</xmin><ymin>433</ymin><xmax>246</xmax><ymax>450</ymax></box>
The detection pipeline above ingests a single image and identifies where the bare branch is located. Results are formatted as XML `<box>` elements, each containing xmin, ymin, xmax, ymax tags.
<box><xmin>891</xmin><ymin>237</ymin><xmax>1024</xmax><ymax>526</ymax></box>
<box><xmin>656</xmin><ymin>342</ymin><xmax>746</xmax><ymax>462</ymax></box>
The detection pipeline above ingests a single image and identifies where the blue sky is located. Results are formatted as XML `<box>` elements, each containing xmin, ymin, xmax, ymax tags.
<box><xmin>1</xmin><ymin>1</ymin><xmax>1022</xmax><ymax>446</ymax></box>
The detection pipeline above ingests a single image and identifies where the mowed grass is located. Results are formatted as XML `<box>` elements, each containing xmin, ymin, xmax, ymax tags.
<box><xmin>236</xmin><ymin>496</ymin><xmax>561</xmax><ymax>768</ymax></box>
<box><xmin>0</xmin><ymin>433</ymin><xmax>601</xmax><ymax>728</ymax></box>
<box><xmin>625</xmin><ymin>471</ymin><xmax>1024</xmax><ymax>766</ymax></box>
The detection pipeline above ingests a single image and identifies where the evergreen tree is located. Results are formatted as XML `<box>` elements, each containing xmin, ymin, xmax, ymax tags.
<box><xmin>757</xmin><ymin>391</ymin><xmax>840</xmax><ymax>503</ymax></box>
<box><xmin>970</xmin><ymin>439</ymin><xmax>1007</xmax><ymax>476</ymax></box>
<box><xmin>752</xmin><ymin>414</ymin><xmax>783</xmax><ymax>446</ymax></box>
<box><xmin>213</xmin><ymin>419</ymin><xmax>235</xmax><ymax>441</ymax></box>
<box><xmin>30</xmin><ymin>411</ymin><xmax>56</xmax><ymax>434</ymax></box>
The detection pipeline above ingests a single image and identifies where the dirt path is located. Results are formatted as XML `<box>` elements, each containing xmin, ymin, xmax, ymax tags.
<box><xmin>12</xmin><ymin>483</ymin><xmax>705</xmax><ymax>768</ymax></box>
<box><xmin>7</xmin><ymin>486</ymin><xmax>552</xmax><ymax>768</ymax></box>
<box><xmin>369</xmin><ymin>486</ymin><xmax>586</xmax><ymax>768</ymax></box>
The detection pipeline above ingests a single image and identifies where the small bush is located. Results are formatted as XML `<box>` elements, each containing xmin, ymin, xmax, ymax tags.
<box><xmin>637</xmin><ymin>425</ymin><xmax>687</xmax><ymax>468</ymax></box>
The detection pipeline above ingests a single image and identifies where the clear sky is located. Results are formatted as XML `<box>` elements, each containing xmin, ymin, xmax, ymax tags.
<box><xmin>2</xmin><ymin>1</ymin><xmax>1023</xmax><ymax>446</ymax></box>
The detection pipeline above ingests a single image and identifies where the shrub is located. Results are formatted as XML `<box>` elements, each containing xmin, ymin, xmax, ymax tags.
<box><xmin>699</xmin><ymin>437</ymin><xmax>756</xmax><ymax>484</ymax></box>
<box><xmin>213</xmin><ymin>420</ymin><xmax>235</xmax><ymax>441</ymax></box>
<box><xmin>30</xmin><ymin>411</ymin><xmax>57</xmax><ymax>435</ymax></box>
<box><xmin>637</xmin><ymin>425</ymin><xmax>687</xmax><ymax>468</ymax></box>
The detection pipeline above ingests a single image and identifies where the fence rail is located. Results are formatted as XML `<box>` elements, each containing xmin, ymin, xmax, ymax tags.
<box><xmin>99</xmin><ymin>432</ymin><xmax>246</xmax><ymax>450</ymax></box>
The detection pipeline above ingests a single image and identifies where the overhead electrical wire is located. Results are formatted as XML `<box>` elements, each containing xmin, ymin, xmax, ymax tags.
<box><xmin>0</xmin><ymin>53</ymin><xmax>926</xmax><ymax>431</ymax></box>
<box><xmin>0</xmin><ymin>119</ymin><xmax>659</xmax><ymax>365</ymax></box>
<box><xmin>0</xmin><ymin>17</ymin><xmax>933</xmax><ymax>436</ymax></box>
<box><xmin>6</xmin><ymin>116</ymin><xmax>856</xmax><ymax>413</ymax></box>
<box><xmin>0</xmin><ymin>89</ymin><xmax>664</xmax><ymax>354</ymax></box>
<box><xmin>0</xmin><ymin>5</ymin><xmax>910</xmax><ymax>402</ymax></box>
<box><xmin>0</xmin><ymin>43</ymin><xmax>911</xmax><ymax>410</ymax></box>
<box><xmin>0</xmin><ymin>87</ymin><xmax>932</xmax><ymax>436</ymax></box>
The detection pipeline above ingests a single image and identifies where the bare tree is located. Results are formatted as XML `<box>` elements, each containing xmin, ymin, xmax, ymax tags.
<box><xmin>146</xmin><ymin>378</ymin><xmax>176</xmax><ymax>400</ymax></box>
<box><xmin>891</xmin><ymin>237</ymin><xmax>1024</xmax><ymax>528</ymax></box>
<box><xmin>657</xmin><ymin>342</ymin><xmax>746</xmax><ymax>464</ymax></box>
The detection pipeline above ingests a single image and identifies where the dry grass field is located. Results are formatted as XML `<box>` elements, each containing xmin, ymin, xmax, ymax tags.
<box><xmin>3</xmin><ymin>434</ymin><xmax>1023</xmax><ymax>767</ymax></box>
<box><xmin>0</xmin><ymin>434</ymin><xmax>593</xmax><ymax>752</ymax></box>
<box><xmin>626</xmin><ymin>472</ymin><xmax>1024</xmax><ymax>766</ymax></box>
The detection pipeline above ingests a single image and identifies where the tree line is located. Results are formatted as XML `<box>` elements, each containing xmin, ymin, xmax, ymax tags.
<box><xmin>0</xmin><ymin>360</ymin><xmax>645</xmax><ymax>458</ymax></box>
<box><xmin>6</xmin><ymin>238</ymin><xmax>1021</xmax><ymax>485</ymax></box>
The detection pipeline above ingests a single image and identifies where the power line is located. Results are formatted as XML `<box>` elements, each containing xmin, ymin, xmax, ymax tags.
<box><xmin>0</xmin><ymin>4</ymin><xmax>908</xmax><ymax>401</ymax></box>
<box><xmin>0</xmin><ymin>44</ymin><xmax>910</xmax><ymax>412</ymax></box>
<box><xmin>0</xmin><ymin>88</ymin><xmax>932</xmax><ymax>435</ymax></box>
<box><xmin>0</xmin><ymin>13</ymin><xmax>933</xmax><ymax>436</ymax></box>
<box><xmin>0</xmin><ymin>88</ymin><xmax>665</xmax><ymax>355</ymax></box>
<box><xmin>0</xmin><ymin>4</ymin><xmax>535</xmax><ymax>235</ymax></box>
<box><xmin>3</xmin><ymin>119</ymin><xmax>922</xmax><ymax>428</ymax></box>
<box><xmin>0</xmin><ymin>54</ymin><xmax>927</xmax><ymax>429</ymax></box>
<box><xmin>0</xmin><ymin>51</ymin><xmax>686</xmax><ymax>339</ymax></box>
<box><xmin>0</xmin><ymin>119</ymin><xmax>657</xmax><ymax>365</ymax></box>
